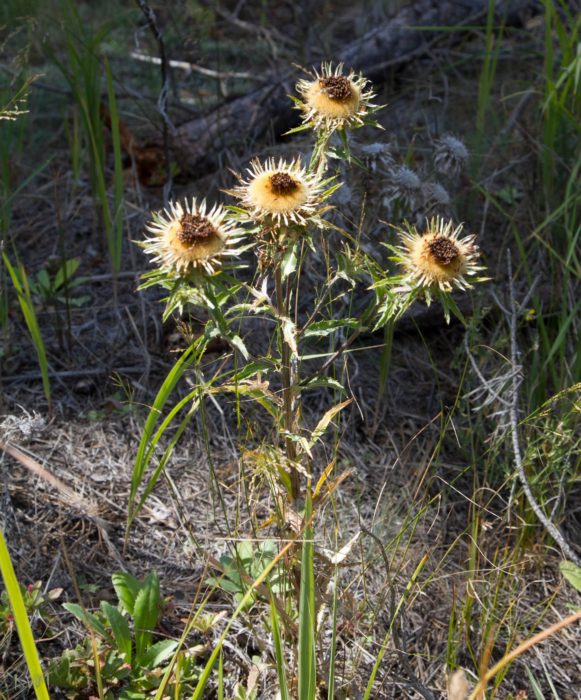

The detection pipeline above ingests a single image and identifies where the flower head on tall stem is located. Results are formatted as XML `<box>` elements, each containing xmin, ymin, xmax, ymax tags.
<box><xmin>395</xmin><ymin>217</ymin><xmax>484</xmax><ymax>292</ymax></box>
<box><xmin>295</xmin><ymin>62</ymin><xmax>377</xmax><ymax>133</ymax></box>
<box><xmin>226</xmin><ymin>157</ymin><xmax>326</xmax><ymax>228</ymax></box>
<box><xmin>141</xmin><ymin>198</ymin><xmax>244</xmax><ymax>276</ymax></box>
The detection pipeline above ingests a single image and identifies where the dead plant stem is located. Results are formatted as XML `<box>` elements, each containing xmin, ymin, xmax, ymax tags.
<box><xmin>468</xmin><ymin>609</ymin><xmax>581</xmax><ymax>700</ymax></box>
<box><xmin>275</xmin><ymin>265</ymin><xmax>300</xmax><ymax>501</ymax></box>
<box><xmin>506</xmin><ymin>252</ymin><xmax>580</xmax><ymax>565</ymax></box>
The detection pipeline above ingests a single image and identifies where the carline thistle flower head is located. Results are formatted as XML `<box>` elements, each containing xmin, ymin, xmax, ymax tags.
<box><xmin>142</xmin><ymin>198</ymin><xmax>244</xmax><ymax>275</ymax></box>
<box><xmin>396</xmin><ymin>216</ymin><xmax>483</xmax><ymax>292</ymax></box>
<box><xmin>226</xmin><ymin>157</ymin><xmax>325</xmax><ymax>227</ymax></box>
<box><xmin>433</xmin><ymin>135</ymin><xmax>469</xmax><ymax>177</ymax></box>
<box><xmin>295</xmin><ymin>62</ymin><xmax>376</xmax><ymax>132</ymax></box>
<box><xmin>386</xmin><ymin>166</ymin><xmax>422</xmax><ymax>207</ymax></box>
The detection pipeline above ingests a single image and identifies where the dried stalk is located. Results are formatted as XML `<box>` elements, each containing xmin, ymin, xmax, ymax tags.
<box><xmin>505</xmin><ymin>252</ymin><xmax>580</xmax><ymax>565</ymax></box>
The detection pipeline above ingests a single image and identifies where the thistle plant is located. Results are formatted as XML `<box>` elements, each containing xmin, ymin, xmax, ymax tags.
<box><xmin>133</xmin><ymin>61</ymin><xmax>487</xmax><ymax>692</ymax></box>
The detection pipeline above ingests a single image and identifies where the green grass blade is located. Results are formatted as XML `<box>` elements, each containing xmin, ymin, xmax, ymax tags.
<box><xmin>363</xmin><ymin>555</ymin><xmax>428</xmax><ymax>700</ymax></box>
<box><xmin>0</xmin><ymin>529</ymin><xmax>50</xmax><ymax>699</ymax></box>
<box><xmin>298</xmin><ymin>493</ymin><xmax>316</xmax><ymax>700</ymax></box>
<box><xmin>3</xmin><ymin>254</ymin><xmax>51</xmax><ymax>410</ymax></box>
<box><xmin>270</xmin><ymin>593</ymin><xmax>290</xmax><ymax>700</ymax></box>
<box><xmin>130</xmin><ymin>393</ymin><xmax>200</xmax><ymax>526</ymax></box>
<box><xmin>190</xmin><ymin>537</ymin><xmax>297</xmax><ymax>700</ymax></box>
<box><xmin>218</xmin><ymin>649</ymin><xmax>224</xmax><ymax>700</ymax></box>
<box><xmin>128</xmin><ymin>344</ymin><xmax>197</xmax><ymax>513</ymax></box>
<box><xmin>104</xmin><ymin>56</ymin><xmax>124</xmax><ymax>274</ymax></box>
<box><xmin>326</xmin><ymin>569</ymin><xmax>339</xmax><ymax>700</ymax></box>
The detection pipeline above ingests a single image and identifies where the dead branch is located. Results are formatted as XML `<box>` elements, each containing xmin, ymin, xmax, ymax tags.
<box><xmin>505</xmin><ymin>253</ymin><xmax>580</xmax><ymax>565</ymax></box>
<box><xmin>167</xmin><ymin>0</ymin><xmax>534</xmax><ymax>176</ymax></box>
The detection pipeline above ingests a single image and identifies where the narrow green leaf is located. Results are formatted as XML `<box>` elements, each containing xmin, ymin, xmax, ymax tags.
<box><xmin>270</xmin><ymin>594</ymin><xmax>290</xmax><ymax>700</ymax></box>
<box><xmin>218</xmin><ymin>649</ymin><xmax>224</xmax><ymax>700</ymax></box>
<box><xmin>300</xmin><ymin>376</ymin><xmax>344</xmax><ymax>392</ymax></box>
<box><xmin>326</xmin><ymin>568</ymin><xmax>339</xmax><ymax>700</ymax></box>
<box><xmin>0</xmin><ymin>529</ymin><xmax>50</xmax><ymax>699</ymax></box>
<box><xmin>298</xmin><ymin>494</ymin><xmax>316</xmax><ymax>700</ymax></box>
<box><xmin>302</xmin><ymin>318</ymin><xmax>358</xmax><ymax>338</ymax></box>
<box><xmin>141</xmin><ymin>638</ymin><xmax>178</xmax><ymax>668</ymax></box>
<box><xmin>128</xmin><ymin>344</ymin><xmax>198</xmax><ymax>529</ymax></box>
<box><xmin>62</xmin><ymin>602</ymin><xmax>112</xmax><ymax>642</ymax></box>
<box><xmin>3</xmin><ymin>255</ymin><xmax>51</xmax><ymax>408</ymax></box>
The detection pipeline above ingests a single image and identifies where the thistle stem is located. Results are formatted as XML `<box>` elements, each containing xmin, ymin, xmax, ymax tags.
<box><xmin>275</xmin><ymin>265</ymin><xmax>301</xmax><ymax>502</ymax></box>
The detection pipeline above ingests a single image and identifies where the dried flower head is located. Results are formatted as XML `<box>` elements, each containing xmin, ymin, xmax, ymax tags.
<box><xmin>396</xmin><ymin>217</ymin><xmax>483</xmax><ymax>292</ymax></box>
<box><xmin>142</xmin><ymin>198</ymin><xmax>244</xmax><ymax>275</ymax></box>
<box><xmin>434</xmin><ymin>135</ymin><xmax>469</xmax><ymax>177</ymax></box>
<box><xmin>358</xmin><ymin>142</ymin><xmax>394</xmax><ymax>173</ymax></box>
<box><xmin>386</xmin><ymin>166</ymin><xmax>422</xmax><ymax>207</ymax></box>
<box><xmin>227</xmin><ymin>157</ymin><xmax>325</xmax><ymax>227</ymax></box>
<box><xmin>296</xmin><ymin>62</ymin><xmax>376</xmax><ymax>131</ymax></box>
<box><xmin>421</xmin><ymin>182</ymin><xmax>451</xmax><ymax>208</ymax></box>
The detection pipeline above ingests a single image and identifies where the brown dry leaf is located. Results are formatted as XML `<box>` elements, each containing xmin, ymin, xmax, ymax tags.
<box><xmin>0</xmin><ymin>440</ymin><xmax>100</xmax><ymax>517</ymax></box>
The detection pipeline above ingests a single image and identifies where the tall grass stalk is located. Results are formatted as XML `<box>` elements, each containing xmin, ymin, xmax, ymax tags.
<box><xmin>270</xmin><ymin>594</ymin><xmax>290</xmax><ymax>700</ymax></box>
<box><xmin>3</xmin><ymin>254</ymin><xmax>51</xmax><ymax>411</ymax></box>
<box><xmin>0</xmin><ymin>529</ymin><xmax>50</xmax><ymax>699</ymax></box>
<box><xmin>468</xmin><ymin>609</ymin><xmax>581</xmax><ymax>700</ymax></box>
<box><xmin>53</xmin><ymin>0</ymin><xmax>124</xmax><ymax>281</ymax></box>
<box><xmin>363</xmin><ymin>555</ymin><xmax>428</xmax><ymax>699</ymax></box>
<box><xmin>476</xmin><ymin>0</ymin><xmax>502</xmax><ymax>138</ymax></box>
<box><xmin>298</xmin><ymin>492</ymin><xmax>316</xmax><ymax>700</ymax></box>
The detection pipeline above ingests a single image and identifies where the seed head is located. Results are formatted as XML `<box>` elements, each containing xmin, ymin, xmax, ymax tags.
<box><xmin>434</xmin><ymin>135</ymin><xmax>469</xmax><ymax>177</ymax></box>
<box><xmin>395</xmin><ymin>216</ymin><xmax>484</xmax><ymax>292</ymax></box>
<box><xmin>226</xmin><ymin>157</ymin><xmax>325</xmax><ymax>227</ymax></box>
<box><xmin>295</xmin><ymin>62</ymin><xmax>376</xmax><ymax>132</ymax></box>
<box><xmin>141</xmin><ymin>198</ymin><xmax>245</xmax><ymax>276</ymax></box>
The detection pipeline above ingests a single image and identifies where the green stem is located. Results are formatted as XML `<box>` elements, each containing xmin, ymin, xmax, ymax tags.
<box><xmin>275</xmin><ymin>265</ymin><xmax>300</xmax><ymax>501</ymax></box>
<box><xmin>371</xmin><ymin>318</ymin><xmax>394</xmax><ymax>434</ymax></box>
<box><xmin>309</xmin><ymin>129</ymin><xmax>331</xmax><ymax>175</ymax></box>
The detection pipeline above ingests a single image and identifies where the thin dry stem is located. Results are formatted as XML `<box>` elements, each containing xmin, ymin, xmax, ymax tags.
<box><xmin>468</xmin><ymin>609</ymin><xmax>581</xmax><ymax>700</ymax></box>
<box><xmin>275</xmin><ymin>266</ymin><xmax>300</xmax><ymax>501</ymax></box>
<box><xmin>505</xmin><ymin>252</ymin><xmax>580</xmax><ymax>565</ymax></box>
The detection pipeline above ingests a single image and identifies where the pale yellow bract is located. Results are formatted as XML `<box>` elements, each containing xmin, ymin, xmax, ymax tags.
<box><xmin>296</xmin><ymin>62</ymin><xmax>375</xmax><ymax>131</ymax></box>
<box><xmin>227</xmin><ymin>157</ymin><xmax>325</xmax><ymax>227</ymax></box>
<box><xmin>397</xmin><ymin>217</ymin><xmax>483</xmax><ymax>292</ymax></box>
<box><xmin>142</xmin><ymin>199</ymin><xmax>244</xmax><ymax>275</ymax></box>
